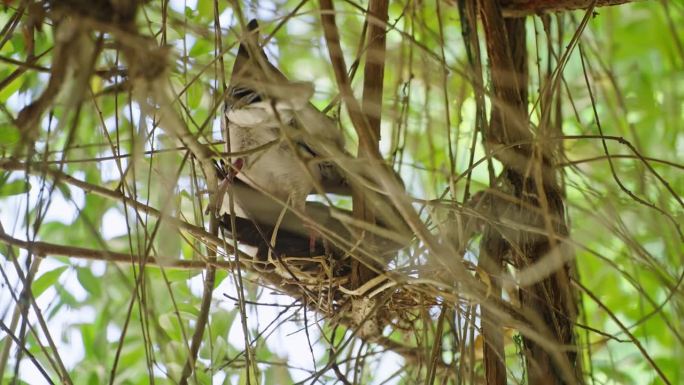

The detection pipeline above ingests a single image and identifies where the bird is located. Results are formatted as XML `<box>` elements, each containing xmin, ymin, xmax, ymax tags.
<box><xmin>215</xmin><ymin>19</ymin><xmax>351</xmax><ymax>254</ymax></box>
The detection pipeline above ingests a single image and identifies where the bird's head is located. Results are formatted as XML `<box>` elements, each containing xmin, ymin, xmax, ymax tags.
<box><xmin>229</xmin><ymin>19</ymin><xmax>314</xmax><ymax>109</ymax></box>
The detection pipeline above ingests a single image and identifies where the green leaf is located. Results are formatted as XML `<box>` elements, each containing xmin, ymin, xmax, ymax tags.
<box><xmin>32</xmin><ymin>266</ymin><xmax>68</xmax><ymax>298</ymax></box>
<box><xmin>80</xmin><ymin>322</ymin><xmax>96</xmax><ymax>358</ymax></box>
<box><xmin>0</xmin><ymin>243</ymin><xmax>19</xmax><ymax>260</ymax></box>
<box><xmin>197</xmin><ymin>0</ymin><xmax>213</xmax><ymax>20</ymax></box>
<box><xmin>0</xmin><ymin>180</ymin><xmax>30</xmax><ymax>196</ymax></box>
<box><xmin>0</xmin><ymin>126</ymin><xmax>20</xmax><ymax>145</ymax></box>
<box><xmin>0</xmin><ymin>39</ymin><xmax>13</xmax><ymax>55</ymax></box>
<box><xmin>0</xmin><ymin>72</ymin><xmax>22</xmax><ymax>101</ymax></box>
<box><xmin>213</xmin><ymin>269</ymin><xmax>228</xmax><ymax>289</ymax></box>
<box><xmin>189</xmin><ymin>39</ymin><xmax>212</xmax><ymax>57</ymax></box>
<box><xmin>210</xmin><ymin>309</ymin><xmax>236</xmax><ymax>338</ymax></box>
<box><xmin>186</xmin><ymin>81</ymin><xmax>203</xmax><ymax>109</ymax></box>
<box><xmin>158</xmin><ymin>312</ymin><xmax>181</xmax><ymax>339</ymax></box>
<box><xmin>77</xmin><ymin>267</ymin><xmax>102</xmax><ymax>296</ymax></box>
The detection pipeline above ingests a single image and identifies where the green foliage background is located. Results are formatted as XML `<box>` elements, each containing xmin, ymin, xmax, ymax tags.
<box><xmin>0</xmin><ymin>1</ymin><xmax>682</xmax><ymax>384</ymax></box>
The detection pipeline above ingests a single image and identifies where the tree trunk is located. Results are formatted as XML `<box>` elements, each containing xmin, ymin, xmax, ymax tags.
<box><xmin>479</xmin><ymin>2</ymin><xmax>581</xmax><ymax>384</ymax></box>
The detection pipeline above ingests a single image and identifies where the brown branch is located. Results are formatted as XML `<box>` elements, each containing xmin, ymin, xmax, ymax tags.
<box><xmin>346</xmin><ymin>0</ymin><xmax>390</xmax><ymax>291</ymax></box>
<box><xmin>480</xmin><ymin>2</ymin><xmax>530</xmax><ymax>148</ymax></box>
<box><xmin>318</xmin><ymin>0</ymin><xmax>380</xmax><ymax>159</ymax></box>
<box><xmin>361</xmin><ymin>0</ymin><xmax>388</xmax><ymax>141</ymax></box>
<box><xmin>478</xmin><ymin>3</ymin><xmax>526</xmax><ymax>384</ymax></box>
<box><xmin>0</xmin><ymin>228</ymin><xmax>236</xmax><ymax>270</ymax></box>
<box><xmin>479</xmin><ymin>2</ymin><xmax>582</xmax><ymax>384</ymax></box>
<box><xmin>176</xmin><ymin>2</ymin><xmax>231</xmax><ymax>381</ymax></box>
<box><xmin>178</xmin><ymin>217</ymin><xmax>218</xmax><ymax>385</ymax></box>
<box><xmin>499</xmin><ymin>0</ymin><xmax>633</xmax><ymax>17</ymax></box>
<box><xmin>560</xmin><ymin>153</ymin><xmax>684</xmax><ymax>170</ymax></box>
<box><xmin>479</xmin><ymin>234</ymin><xmax>507</xmax><ymax>385</ymax></box>
<box><xmin>319</xmin><ymin>0</ymin><xmax>384</xmax><ymax>295</ymax></box>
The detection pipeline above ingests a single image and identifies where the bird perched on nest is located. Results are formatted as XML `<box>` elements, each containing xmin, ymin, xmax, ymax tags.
<box><xmin>216</xmin><ymin>19</ymin><xmax>350</xmax><ymax>218</ymax></box>
<box><xmin>211</xmin><ymin>19</ymin><xmax>413</xmax><ymax>261</ymax></box>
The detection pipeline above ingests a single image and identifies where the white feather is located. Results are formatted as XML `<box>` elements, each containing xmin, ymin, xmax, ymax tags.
<box><xmin>226</xmin><ymin>100</ymin><xmax>300</xmax><ymax>127</ymax></box>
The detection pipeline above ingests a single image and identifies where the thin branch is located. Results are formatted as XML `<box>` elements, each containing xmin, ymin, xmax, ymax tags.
<box><xmin>560</xmin><ymin>153</ymin><xmax>684</xmax><ymax>170</ymax></box>
<box><xmin>361</xmin><ymin>0</ymin><xmax>389</xmax><ymax>141</ymax></box>
<box><xmin>0</xmin><ymin>321</ymin><xmax>55</xmax><ymax>385</ymax></box>
<box><xmin>318</xmin><ymin>0</ymin><xmax>380</xmax><ymax>159</ymax></box>
<box><xmin>0</xmin><ymin>227</ymin><xmax>236</xmax><ymax>270</ymax></box>
<box><xmin>178</xmin><ymin>217</ymin><xmax>218</xmax><ymax>385</ymax></box>
<box><xmin>574</xmin><ymin>279</ymin><xmax>672</xmax><ymax>385</ymax></box>
<box><xmin>499</xmin><ymin>0</ymin><xmax>633</xmax><ymax>17</ymax></box>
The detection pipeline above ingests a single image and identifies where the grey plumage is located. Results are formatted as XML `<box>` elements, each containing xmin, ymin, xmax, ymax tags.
<box><xmin>219</xmin><ymin>19</ymin><xmax>350</xmax><ymax>217</ymax></box>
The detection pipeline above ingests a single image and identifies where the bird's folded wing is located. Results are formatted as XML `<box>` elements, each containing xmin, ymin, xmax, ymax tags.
<box><xmin>219</xmin><ymin>179</ymin><xmax>411</xmax><ymax>259</ymax></box>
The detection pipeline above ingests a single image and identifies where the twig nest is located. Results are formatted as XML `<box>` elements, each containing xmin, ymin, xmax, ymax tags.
<box><xmin>351</xmin><ymin>297</ymin><xmax>380</xmax><ymax>338</ymax></box>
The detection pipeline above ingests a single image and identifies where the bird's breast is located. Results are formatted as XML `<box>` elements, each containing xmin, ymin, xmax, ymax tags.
<box><xmin>226</xmin><ymin>123</ymin><xmax>279</xmax><ymax>154</ymax></box>
<box><xmin>237</xmin><ymin>147</ymin><xmax>317</xmax><ymax>206</ymax></box>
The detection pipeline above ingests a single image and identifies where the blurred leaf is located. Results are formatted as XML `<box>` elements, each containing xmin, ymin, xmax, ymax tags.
<box><xmin>194</xmin><ymin>369</ymin><xmax>212</xmax><ymax>385</ymax></box>
<box><xmin>0</xmin><ymin>126</ymin><xmax>20</xmax><ymax>145</ymax></box>
<box><xmin>189</xmin><ymin>39</ymin><xmax>212</xmax><ymax>57</ymax></box>
<box><xmin>197</xmin><ymin>1</ymin><xmax>213</xmax><ymax>20</ymax></box>
<box><xmin>77</xmin><ymin>267</ymin><xmax>102</xmax><ymax>296</ymax></box>
<box><xmin>32</xmin><ymin>265</ymin><xmax>68</xmax><ymax>298</ymax></box>
<box><xmin>265</xmin><ymin>361</ymin><xmax>293</xmax><ymax>385</ymax></box>
<box><xmin>0</xmin><ymin>179</ymin><xmax>30</xmax><ymax>196</ymax></box>
<box><xmin>0</xmin><ymin>39</ymin><xmax>14</xmax><ymax>54</ymax></box>
<box><xmin>213</xmin><ymin>269</ymin><xmax>228</xmax><ymax>288</ymax></box>
<box><xmin>186</xmin><ymin>81</ymin><xmax>203</xmax><ymax>110</ymax></box>
<box><xmin>0</xmin><ymin>72</ymin><xmax>22</xmax><ymax>101</ymax></box>
<box><xmin>211</xmin><ymin>309</ymin><xmax>236</xmax><ymax>337</ymax></box>
<box><xmin>158</xmin><ymin>312</ymin><xmax>182</xmax><ymax>339</ymax></box>
<box><xmin>54</xmin><ymin>283</ymin><xmax>79</xmax><ymax>307</ymax></box>
<box><xmin>157</xmin><ymin>219</ymin><xmax>181</xmax><ymax>261</ymax></box>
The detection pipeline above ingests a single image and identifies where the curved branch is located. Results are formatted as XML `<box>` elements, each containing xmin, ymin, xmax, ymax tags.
<box><xmin>500</xmin><ymin>0</ymin><xmax>632</xmax><ymax>17</ymax></box>
<box><xmin>0</xmin><ymin>228</ymin><xmax>236</xmax><ymax>270</ymax></box>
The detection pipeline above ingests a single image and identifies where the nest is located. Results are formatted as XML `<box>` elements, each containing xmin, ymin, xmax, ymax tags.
<box><xmin>217</xmin><ymin>179</ymin><xmax>451</xmax><ymax>335</ymax></box>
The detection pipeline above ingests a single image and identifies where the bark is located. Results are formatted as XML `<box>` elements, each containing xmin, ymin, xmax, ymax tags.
<box><xmin>319</xmin><ymin>0</ymin><xmax>392</xmax><ymax>291</ymax></box>
<box><xmin>350</xmin><ymin>0</ymin><xmax>390</xmax><ymax>289</ymax></box>
<box><xmin>479</xmin><ymin>2</ymin><xmax>581</xmax><ymax>384</ymax></box>
<box><xmin>500</xmin><ymin>0</ymin><xmax>633</xmax><ymax>17</ymax></box>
